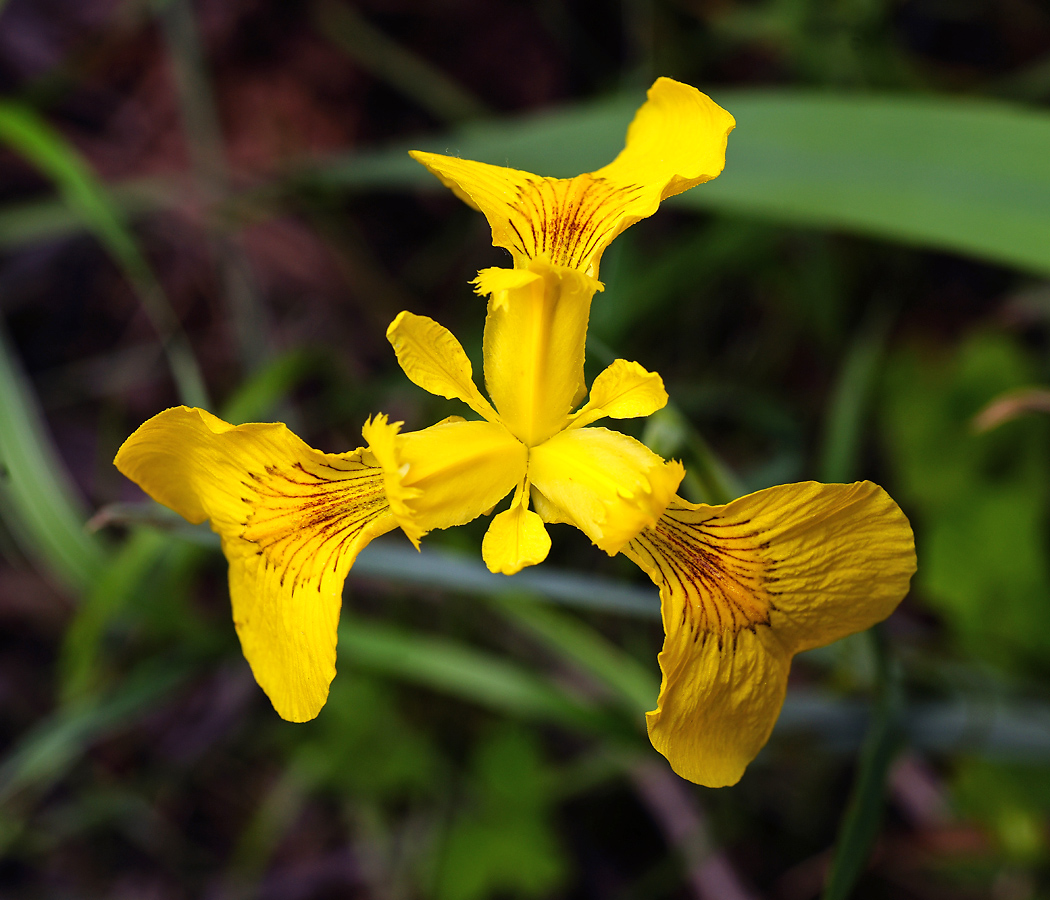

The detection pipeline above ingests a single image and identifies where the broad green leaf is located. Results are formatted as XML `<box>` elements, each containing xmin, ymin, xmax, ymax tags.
<box><xmin>314</xmin><ymin>90</ymin><xmax>1050</xmax><ymax>277</ymax></box>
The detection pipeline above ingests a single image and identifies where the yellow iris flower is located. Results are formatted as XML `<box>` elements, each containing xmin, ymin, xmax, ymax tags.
<box><xmin>114</xmin><ymin>78</ymin><xmax>916</xmax><ymax>788</ymax></box>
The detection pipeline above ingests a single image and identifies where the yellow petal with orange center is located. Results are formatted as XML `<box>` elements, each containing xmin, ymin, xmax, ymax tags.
<box><xmin>476</xmin><ymin>261</ymin><xmax>599</xmax><ymax>446</ymax></box>
<box><xmin>114</xmin><ymin>406</ymin><xmax>395</xmax><ymax>723</ymax></box>
<box><xmin>410</xmin><ymin>78</ymin><xmax>734</xmax><ymax>277</ymax></box>
<box><xmin>529</xmin><ymin>426</ymin><xmax>684</xmax><ymax>555</ymax></box>
<box><xmin>621</xmin><ymin>482</ymin><xmax>916</xmax><ymax>787</ymax></box>
<box><xmin>363</xmin><ymin>414</ymin><xmax>527</xmax><ymax>547</ymax></box>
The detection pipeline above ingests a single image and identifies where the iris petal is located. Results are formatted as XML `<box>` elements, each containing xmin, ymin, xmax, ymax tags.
<box><xmin>386</xmin><ymin>311</ymin><xmax>500</xmax><ymax>422</ymax></box>
<box><xmin>529</xmin><ymin>426</ymin><xmax>684</xmax><ymax>555</ymax></box>
<box><xmin>622</xmin><ymin>482</ymin><xmax>915</xmax><ymax>786</ymax></box>
<box><xmin>114</xmin><ymin>406</ymin><xmax>395</xmax><ymax>722</ymax></box>
<box><xmin>482</xmin><ymin>501</ymin><xmax>551</xmax><ymax>575</ymax></box>
<box><xmin>363</xmin><ymin>414</ymin><xmax>527</xmax><ymax>547</ymax></box>
<box><xmin>477</xmin><ymin>261</ymin><xmax>598</xmax><ymax>446</ymax></box>
<box><xmin>568</xmin><ymin>359</ymin><xmax>668</xmax><ymax>429</ymax></box>
<box><xmin>410</xmin><ymin>78</ymin><xmax>734</xmax><ymax>277</ymax></box>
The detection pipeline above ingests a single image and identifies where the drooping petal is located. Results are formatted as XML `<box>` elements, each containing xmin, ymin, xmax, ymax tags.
<box><xmin>363</xmin><ymin>414</ymin><xmax>527</xmax><ymax>547</ymax></box>
<box><xmin>476</xmin><ymin>261</ymin><xmax>599</xmax><ymax>446</ymax></box>
<box><xmin>114</xmin><ymin>406</ymin><xmax>395</xmax><ymax>722</ymax></box>
<box><xmin>482</xmin><ymin>491</ymin><xmax>551</xmax><ymax>575</ymax></box>
<box><xmin>621</xmin><ymin>482</ymin><xmax>916</xmax><ymax>786</ymax></box>
<box><xmin>529</xmin><ymin>426</ymin><xmax>684</xmax><ymax>555</ymax></box>
<box><xmin>386</xmin><ymin>311</ymin><xmax>500</xmax><ymax>422</ymax></box>
<box><xmin>568</xmin><ymin>359</ymin><xmax>668</xmax><ymax>430</ymax></box>
<box><xmin>646</xmin><ymin>624</ymin><xmax>791</xmax><ymax>788</ymax></box>
<box><xmin>410</xmin><ymin>78</ymin><xmax>733</xmax><ymax>277</ymax></box>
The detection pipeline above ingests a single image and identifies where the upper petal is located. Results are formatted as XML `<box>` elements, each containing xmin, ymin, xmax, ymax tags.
<box><xmin>476</xmin><ymin>261</ymin><xmax>599</xmax><ymax>447</ymax></box>
<box><xmin>114</xmin><ymin>406</ymin><xmax>395</xmax><ymax>722</ymax></box>
<box><xmin>363</xmin><ymin>414</ymin><xmax>527</xmax><ymax>547</ymax></box>
<box><xmin>567</xmin><ymin>359</ymin><xmax>668</xmax><ymax>430</ymax></box>
<box><xmin>529</xmin><ymin>426</ymin><xmax>684</xmax><ymax>555</ymax></box>
<box><xmin>410</xmin><ymin>78</ymin><xmax>734</xmax><ymax>277</ymax></box>
<box><xmin>386</xmin><ymin>311</ymin><xmax>500</xmax><ymax>422</ymax></box>
<box><xmin>621</xmin><ymin>481</ymin><xmax>916</xmax><ymax>785</ymax></box>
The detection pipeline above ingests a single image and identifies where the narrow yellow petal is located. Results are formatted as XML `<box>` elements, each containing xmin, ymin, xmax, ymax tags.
<box><xmin>568</xmin><ymin>359</ymin><xmax>668</xmax><ymax>429</ymax></box>
<box><xmin>479</xmin><ymin>259</ymin><xmax>599</xmax><ymax>446</ymax></box>
<box><xmin>114</xmin><ymin>406</ymin><xmax>395</xmax><ymax>722</ymax></box>
<box><xmin>386</xmin><ymin>311</ymin><xmax>499</xmax><ymax>422</ymax></box>
<box><xmin>529</xmin><ymin>426</ymin><xmax>683</xmax><ymax>555</ymax></box>
<box><xmin>411</xmin><ymin>78</ymin><xmax>734</xmax><ymax>277</ymax></box>
<box><xmin>363</xmin><ymin>414</ymin><xmax>527</xmax><ymax>546</ymax></box>
<box><xmin>621</xmin><ymin>482</ymin><xmax>915</xmax><ymax>785</ymax></box>
<box><xmin>482</xmin><ymin>502</ymin><xmax>551</xmax><ymax>575</ymax></box>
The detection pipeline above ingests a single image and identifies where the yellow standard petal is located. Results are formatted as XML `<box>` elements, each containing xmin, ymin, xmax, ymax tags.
<box><xmin>363</xmin><ymin>413</ymin><xmax>527</xmax><ymax>547</ymax></box>
<box><xmin>568</xmin><ymin>359</ymin><xmax>668</xmax><ymax>430</ymax></box>
<box><xmin>475</xmin><ymin>261</ymin><xmax>599</xmax><ymax>446</ymax></box>
<box><xmin>622</xmin><ymin>482</ymin><xmax>916</xmax><ymax>787</ymax></box>
<box><xmin>529</xmin><ymin>426</ymin><xmax>684</xmax><ymax>556</ymax></box>
<box><xmin>114</xmin><ymin>406</ymin><xmax>396</xmax><ymax>723</ymax></box>
<box><xmin>386</xmin><ymin>310</ymin><xmax>500</xmax><ymax>422</ymax></box>
<box><xmin>410</xmin><ymin>78</ymin><xmax>734</xmax><ymax>277</ymax></box>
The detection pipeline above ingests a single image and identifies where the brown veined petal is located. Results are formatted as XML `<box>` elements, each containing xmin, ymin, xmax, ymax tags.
<box><xmin>410</xmin><ymin>78</ymin><xmax>733</xmax><ymax>278</ymax></box>
<box><xmin>622</xmin><ymin>482</ymin><xmax>916</xmax><ymax>786</ymax></box>
<box><xmin>114</xmin><ymin>406</ymin><xmax>396</xmax><ymax>722</ymax></box>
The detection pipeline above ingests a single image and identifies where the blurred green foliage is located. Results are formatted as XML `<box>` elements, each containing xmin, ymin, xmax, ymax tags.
<box><xmin>2</xmin><ymin>0</ymin><xmax>1050</xmax><ymax>897</ymax></box>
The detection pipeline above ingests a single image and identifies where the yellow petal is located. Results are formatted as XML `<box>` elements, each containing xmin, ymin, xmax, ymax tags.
<box><xmin>593</xmin><ymin>77</ymin><xmax>735</xmax><ymax>211</ymax></box>
<box><xmin>482</xmin><ymin>501</ymin><xmax>551</xmax><ymax>575</ymax></box>
<box><xmin>568</xmin><ymin>359</ymin><xmax>668</xmax><ymax>429</ymax></box>
<box><xmin>410</xmin><ymin>78</ymin><xmax>733</xmax><ymax>277</ymax></box>
<box><xmin>114</xmin><ymin>406</ymin><xmax>395</xmax><ymax>722</ymax></box>
<box><xmin>646</xmin><ymin>624</ymin><xmax>791</xmax><ymax>788</ymax></box>
<box><xmin>477</xmin><ymin>259</ymin><xmax>599</xmax><ymax>446</ymax></box>
<box><xmin>386</xmin><ymin>311</ymin><xmax>499</xmax><ymax>422</ymax></box>
<box><xmin>363</xmin><ymin>414</ymin><xmax>527</xmax><ymax>547</ymax></box>
<box><xmin>529</xmin><ymin>426</ymin><xmax>683</xmax><ymax>555</ymax></box>
<box><xmin>621</xmin><ymin>482</ymin><xmax>916</xmax><ymax>785</ymax></box>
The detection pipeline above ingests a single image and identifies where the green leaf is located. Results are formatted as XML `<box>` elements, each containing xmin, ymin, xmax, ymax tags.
<box><xmin>490</xmin><ymin>595</ymin><xmax>658</xmax><ymax>717</ymax></box>
<box><xmin>313</xmin><ymin>90</ymin><xmax>1050</xmax><ymax>277</ymax></box>
<box><xmin>0</xmin><ymin>323</ymin><xmax>107</xmax><ymax>591</ymax></box>
<box><xmin>338</xmin><ymin>616</ymin><xmax>625</xmax><ymax>735</ymax></box>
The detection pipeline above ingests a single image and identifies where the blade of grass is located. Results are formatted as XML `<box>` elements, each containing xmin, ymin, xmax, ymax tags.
<box><xmin>352</xmin><ymin>539</ymin><xmax>659</xmax><ymax>618</ymax></box>
<box><xmin>339</xmin><ymin>615</ymin><xmax>628</xmax><ymax>736</ymax></box>
<box><xmin>818</xmin><ymin>306</ymin><xmax>893</xmax><ymax>484</ymax></box>
<box><xmin>313</xmin><ymin>0</ymin><xmax>489</xmax><ymax>125</ymax></box>
<box><xmin>821</xmin><ymin>627</ymin><xmax>904</xmax><ymax>900</ymax></box>
<box><xmin>0</xmin><ymin>321</ymin><xmax>107</xmax><ymax>590</ymax></box>
<box><xmin>0</xmin><ymin>101</ymin><xmax>208</xmax><ymax>407</ymax></box>
<box><xmin>490</xmin><ymin>594</ymin><xmax>658</xmax><ymax>716</ymax></box>
<box><xmin>0</xmin><ymin>657</ymin><xmax>191</xmax><ymax>817</ymax></box>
